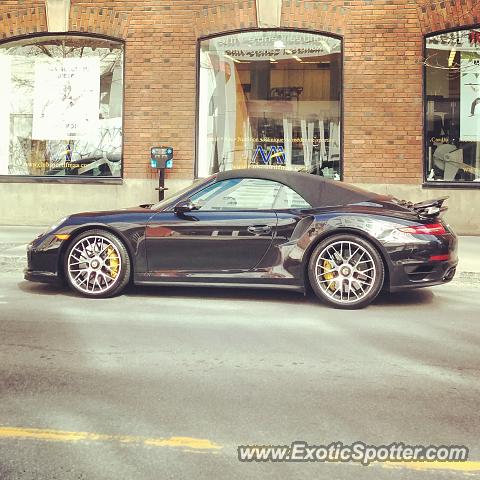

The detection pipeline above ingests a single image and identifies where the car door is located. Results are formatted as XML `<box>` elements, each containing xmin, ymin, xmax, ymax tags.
<box><xmin>145</xmin><ymin>178</ymin><xmax>280</xmax><ymax>276</ymax></box>
<box><xmin>272</xmin><ymin>183</ymin><xmax>314</xmax><ymax>244</ymax></box>
<box><xmin>255</xmin><ymin>183</ymin><xmax>314</xmax><ymax>272</ymax></box>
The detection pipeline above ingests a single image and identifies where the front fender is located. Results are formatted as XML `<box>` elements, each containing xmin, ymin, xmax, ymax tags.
<box><xmin>55</xmin><ymin>216</ymin><xmax>150</xmax><ymax>276</ymax></box>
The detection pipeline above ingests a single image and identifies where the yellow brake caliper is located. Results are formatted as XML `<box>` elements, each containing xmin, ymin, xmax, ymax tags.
<box><xmin>106</xmin><ymin>246</ymin><xmax>119</xmax><ymax>278</ymax></box>
<box><xmin>322</xmin><ymin>260</ymin><xmax>336</xmax><ymax>291</ymax></box>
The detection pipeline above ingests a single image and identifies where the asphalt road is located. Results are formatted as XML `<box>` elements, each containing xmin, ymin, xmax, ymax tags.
<box><xmin>0</xmin><ymin>271</ymin><xmax>479</xmax><ymax>479</ymax></box>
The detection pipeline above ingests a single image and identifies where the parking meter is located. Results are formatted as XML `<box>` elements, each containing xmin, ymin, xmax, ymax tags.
<box><xmin>151</xmin><ymin>147</ymin><xmax>173</xmax><ymax>201</ymax></box>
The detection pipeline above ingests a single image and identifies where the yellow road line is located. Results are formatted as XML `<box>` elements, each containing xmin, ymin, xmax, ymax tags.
<box><xmin>1</xmin><ymin>428</ymin><xmax>477</xmax><ymax>472</ymax></box>
<box><xmin>0</xmin><ymin>426</ymin><xmax>222</xmax><ymax>452</ymax></box>
<box><xmin>381</xmin><ymin>461</ymin><xmax>480</xmax><ymax>473</ymax></box>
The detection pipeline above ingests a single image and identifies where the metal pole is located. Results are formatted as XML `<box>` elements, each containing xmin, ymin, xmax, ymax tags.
<box><xmin>158</xmin><ymin>168</ymin><xmax>166</xmax><ymax>201</ymax></box>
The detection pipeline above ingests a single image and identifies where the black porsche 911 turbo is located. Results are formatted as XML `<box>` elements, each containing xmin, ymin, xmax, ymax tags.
<box><xmin>25</xmin><ymin>169</ymin><xmax>458</xmax><ymax>309</ymax></box>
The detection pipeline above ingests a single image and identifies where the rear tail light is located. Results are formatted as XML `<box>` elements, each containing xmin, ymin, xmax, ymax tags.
<box><xmin>429</xmin><ymin>254</ymin><xmax>450</xmax><ymax>261</ymax></box>
<box><xmin>398</xmin><ymin>223</ymin><xmax>447</xmax><ymax>235</ymax></box>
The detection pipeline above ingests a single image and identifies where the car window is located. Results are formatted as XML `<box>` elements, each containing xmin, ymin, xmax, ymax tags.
<box><xmin>189</xmin><ymin>179</ymin><xmax>243</xmax><ymax>210</ymax></box>
<box><xmin>151</xmin><ymin>177</ymin><xmax>211</xmax><ymax>210</ymax></box>
<box><xmin>190</xmin><ymin>178</ymin><xmax>311</xmax><ymax>211</ymax></box>
<box><xmin>191</xmin><ymin>178</ymin><xmax>280</xmax><ymax>210</ymax></box>
<box><xmin>273</xmin><ymin>185</ymin><xmax>311</xmax><ymax>209</ymax></box>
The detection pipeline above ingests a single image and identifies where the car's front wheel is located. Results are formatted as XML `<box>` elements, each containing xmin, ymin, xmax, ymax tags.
<box><xmin>64</xmin><ymin>229</ymin><xmax>131</xmax><ymax>298</ymax></box>
<box><xmin>308</xmin><ymin>234</ymin><xmax>384</xmax><ymax>309</ymax></box>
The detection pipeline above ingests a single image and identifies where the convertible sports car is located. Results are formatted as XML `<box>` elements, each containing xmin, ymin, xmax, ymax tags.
<box><xmin>25</xmin><ymin>169</ymin><xmax>458</xmax><ymax>309</ymax></box>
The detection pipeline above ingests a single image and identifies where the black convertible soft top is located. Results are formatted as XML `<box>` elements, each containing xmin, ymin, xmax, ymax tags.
<box><xmin>216</xmin><ymin>168</ymin><xmax>381</xmax><ymax>208</ymax></box>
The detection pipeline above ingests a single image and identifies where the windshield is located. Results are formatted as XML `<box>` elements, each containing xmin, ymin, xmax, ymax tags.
<box><xmin>150</xmin><ymin>177</ymin><xmax>212</xmax><ymax>210</ymax></box>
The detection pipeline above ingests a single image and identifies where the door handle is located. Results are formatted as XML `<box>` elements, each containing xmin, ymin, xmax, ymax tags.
<box><xmin>248</xmin><ymin>225</ymin><xmax>272</xmax><ymax>235</ymax></box>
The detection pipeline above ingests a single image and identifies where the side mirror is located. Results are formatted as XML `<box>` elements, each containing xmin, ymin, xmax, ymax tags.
<box><xmin>174</xmin><ymin>200</ymin><xmax>197</xmax><ymax>215</ymax></box>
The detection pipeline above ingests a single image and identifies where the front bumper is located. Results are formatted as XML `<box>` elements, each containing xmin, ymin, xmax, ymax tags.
<box><xmin>24</xmin><ymin>233</ymin><xmax>64</xmax><ymax>284</ymax></box>
<box><xmin>24</xmin><ymin>268</ymin><xmax>61</xmax><ymax>284</ymax></box>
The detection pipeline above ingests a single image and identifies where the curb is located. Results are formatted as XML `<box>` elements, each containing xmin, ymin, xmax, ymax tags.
<box><xmin>0</xmin><ymin>254</ymin><xmax>26</xmax><ymax>268</ymax></box>
<box><xmin>455</xmin><ymin>271</ymin><xmax>480</xmax><ymax>285</ymax></box>
<box><xmin>0</xmin><ymin>256</ymin><xmax>26</xmax><ymax>274</ymax></box>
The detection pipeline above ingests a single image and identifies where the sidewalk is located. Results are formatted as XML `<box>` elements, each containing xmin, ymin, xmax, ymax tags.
<box><xmin>0</xmin><ymin>226</ymin><xmax>46</xmax><ymax>273</ymax></box>
<box><xmin>456</xmin><ymin>236</ymin><xmax>480</xmax><ymax>282</ymax></box>
<box><xmin>0</xmin><ymin>225</ymin><xmax>478</xmax><ymax>279</ymax></box>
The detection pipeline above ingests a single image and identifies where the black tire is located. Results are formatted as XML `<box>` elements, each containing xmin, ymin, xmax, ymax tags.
<box><xmin>64</xmin><ymin>229</ymin><xmax>131</xmax><ymax>298</ymax></box>
<box><xmin>308</xmin><ymin>233</ymin><xmax>385</xmax><ymax>309</ymax></box>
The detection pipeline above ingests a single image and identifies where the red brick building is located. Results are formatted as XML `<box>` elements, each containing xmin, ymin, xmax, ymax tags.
<box><xmin>0</xmin><ymin>0</ymin><xmax>479</xmax><ymax>233</ymax></box>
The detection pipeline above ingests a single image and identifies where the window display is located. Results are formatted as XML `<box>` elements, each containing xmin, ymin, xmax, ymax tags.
<box><xmin>197</xmin><ymin>31</ymin><xmax>342</xmax><ymax>179</ymax></box>
<box><xmin>425</xmin><ymin>29</ymin><xmax>480</xmax><ymax>183</ymax></box>
<box><xmin>0</xmin><ymin>35</ymin><xmax>124</xmax><ymax>178</ymax></box>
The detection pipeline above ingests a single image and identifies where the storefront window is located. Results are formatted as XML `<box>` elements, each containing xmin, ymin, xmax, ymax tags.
<box><xmin>425</xmin><ymin>29</ymin><xmax>480</xmax><ymax>183</ymax></box>
<box><xmin>0</xmin><ymin>35</ymin><xmax>123</xmax><ymax>178</ymax></box>
<box><xmin>197</xmin><ymin>31</ymin><xmax>342</xmax><ymax>179</ymax></box>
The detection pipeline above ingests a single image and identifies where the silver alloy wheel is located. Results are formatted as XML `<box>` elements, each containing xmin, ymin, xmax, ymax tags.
<box><xmin>314</xmin><ymin>240</ymin><xmax>376</xmax><ymax>304</ymax></box>
<box><xmin>67</xmin><ymin>235</ymin><xmax>122</xmax><ymax>295</ymax></box>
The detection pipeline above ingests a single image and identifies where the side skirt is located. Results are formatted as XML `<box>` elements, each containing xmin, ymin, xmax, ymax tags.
<box><xmin>134</xmin><ymin>279</ymin><xmax>304</xmax><ymax>292</ymax></box>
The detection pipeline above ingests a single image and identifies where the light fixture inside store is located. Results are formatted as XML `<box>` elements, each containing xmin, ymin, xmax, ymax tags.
<box><xmin>224</xmin><ymin>53</ymin><xmax>241</xmax><ymax>63</ymax></box>
<box><xmin>293</xmin><ymin>55</ymin><xmax>302</xmax><ymax>62</ymax></box>
<box><xmin>448</xmin><ymin>48</ymin><xmax>456</xmax><ymax>67</ymax></box>
<box><xmin>270</xmin><ymin>57</ymin><xmax>277</xmax><ymax>63</ymax></box>
<box><xmin>320</xmin><ymin>40</ymin><xmax>331</xmax><ymax>53</ymax></box>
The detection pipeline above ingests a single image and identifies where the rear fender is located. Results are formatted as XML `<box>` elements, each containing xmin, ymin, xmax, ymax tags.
<box><xmin>299</xmin><ymin>215</ymin><xmax>399</xmax><ymax>290</ymax></box>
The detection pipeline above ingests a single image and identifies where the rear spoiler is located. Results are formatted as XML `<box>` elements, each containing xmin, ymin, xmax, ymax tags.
<box><xmin>412</xmin><ymin>197</ymin><xmax>448</xmax><ymax>219</ymax></box>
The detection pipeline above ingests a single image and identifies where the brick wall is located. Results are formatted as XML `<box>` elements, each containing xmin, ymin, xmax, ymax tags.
<box><xmin>0</xmin><ymin>2</ymin><xmax>46</xmax><ymax>38</ymax></box>
<box><xmin>1</xmin><ymin>0</ymin><xmax>480</xmax><ymax>184</ymax></box>
<box><xmin>342</xmin><ymin>0</ymin><xmax>480</xmax><ymax>184</ymax></box>
<box><xmin>342</xmin><ymin>1</ymin><xmax>423</xmax><ymax>184</ymax></box>
<box><xmin>69</xmin><ymin>0</ymin><xmax>196</xmax><ymax>181</ymax></box>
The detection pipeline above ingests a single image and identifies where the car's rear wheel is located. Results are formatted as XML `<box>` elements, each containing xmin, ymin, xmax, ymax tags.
<box><xmin>64</xmin><ymin>229</ymin><xmax>131</xmax><ymax>298</ymax></box>
<box><xmin>308</xmin><ymin>234</ymin><xmax>384</xmax><ymax>309</ymax></box>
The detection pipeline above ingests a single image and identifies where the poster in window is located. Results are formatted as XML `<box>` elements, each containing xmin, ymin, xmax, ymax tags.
<box><xmin>32</xmin><ymin>57</ymin><xmax>100</xmax><ymax>141</ymax></box>
<box><xmin>460</xmin><ymin>51</ymin><xmax>480</xmax><ymax>141</ymax></box>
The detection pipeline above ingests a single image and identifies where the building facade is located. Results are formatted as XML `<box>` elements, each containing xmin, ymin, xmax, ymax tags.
<box><xmin>0</xmin><ymin>0</ymin><xmax>480</xmax><ymax>233</ymax></box>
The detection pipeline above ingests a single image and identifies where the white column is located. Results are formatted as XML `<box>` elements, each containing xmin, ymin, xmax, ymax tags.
<box><xmin>319</xmin><ymin>120</ymin><xmax>326</xmax><ymax>167</ymax></box>
<box><xmin>301</xmin><ymin>119</ymin><xmax>314</xmax><ymax>170</ymax></box>
<box><xmin>45</xmin><ymin>0</ymin><xmax>71</xmax><ymax>32</ymax></box>
<box><xmin>256</xmin><ymin>0</ymin><xmax>282</xmax><ymax>28</ymax></box>
<box><xmin>282</xmin><ymin>118</ymin><xmax>292</xmax><ymax>169</ymax></box>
